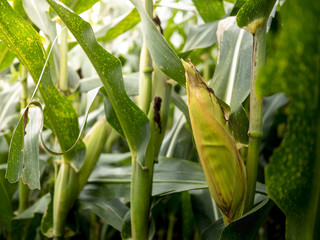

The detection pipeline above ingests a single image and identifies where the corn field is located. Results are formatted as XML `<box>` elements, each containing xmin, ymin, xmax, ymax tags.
<box><xmin>0</xmin><ymin>0</ymin><xmax>319</xmax><ymax>239</ymax></box>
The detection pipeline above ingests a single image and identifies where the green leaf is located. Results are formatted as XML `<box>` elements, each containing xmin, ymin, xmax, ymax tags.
<box><xmin>47</xmin><ymin>0</ymin><xmax>151</xmax><ymax>167</ymax></box>
<box><xmin>190</xmin><ymin>189</ymin><xmax>224</xmax><ymax>240</ymax></box>
<box><xmin>129</xmin><ymin>0</ymin><xmax>186</xmax><ymax>86</ymax></box>
<box><xmin>79</xmin><ymin>199</ymin><xmax>129</xmax><ymax>231</ymax></box>
<box><xmin>257</xmin><ymin>0</ymin><xmax>320</xmax><ymax>239</ymax></box>
<box><xmin>80</xmin><ymin>157</ymin><xmax>208</xmax><ymax>202</ymax></box>
<box><xmin>182</xmin><ymin>21</ymin><xmax>218</xmax><ymax>52</ymax></box>
<box><xmin>210</xmin><ymin>17</ymin><xmax>252</xmax><ymax>144</ymax></box>
<box><xmin>61</xmin><ymin>0</ymin><xmax>99</xmax><ymax>14</ymax></box>
<box><xmin>0</xmin><ymin>82</ymin><xmax>20</xmax><ymax>131</ymax></box>
<box><xmin>0</xmin><ymin>0</ymin><xmax>80</xmax><ymax>156</ymax></box>
<box><xmin>6</xmin><ymin>111</ymin><xmax>26</xmax><ymax>183</ymax></box>
<box><xmin>21</xmin><ymin>107</ymin><xmax>41</xmax><ymax>189</ymax></box>
<box><xmin>0</xmin><ymin>41</ymin><xmax>15</xmax><ymax>71</ymax></box>
<box><xmin>192</xmin><ymin>0</ymin><xmax>225</xmax><ymax>22</ymax></box>
<box><xmin>236</xmin><ymin>0</ymin><xmax>277</xmax><ymax>34</ymax></box>
<box><xmin>15</xmin><ymin>194</ymin><xmax>51</xmax><ymax>220</ymax></box>
<box><xmin>0</xmin><ymin>166</ymin><xmax>14</xmax><ymax>230</ymax></box>
<box><xmin>96</xmin><ymin>8</ymin><xmax>141</xmax><ymax>42</ymax></box>
<box><xmin>220</xmin><ymin>198</ymin><xmax>274</xmax><ymax>239</ymax></box>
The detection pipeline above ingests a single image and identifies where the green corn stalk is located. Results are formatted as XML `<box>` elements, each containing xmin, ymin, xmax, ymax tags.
<box><xmin>182</xmin><ymin>60</ymin><xmax>247</xmax><ymax>225</ymax></box>
<box><xmin>236</xmin><ymin>0</ymin><xmax>277</xmax><ymax>212</ymax></box>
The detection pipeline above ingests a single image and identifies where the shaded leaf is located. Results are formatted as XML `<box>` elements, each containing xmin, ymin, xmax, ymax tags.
<box><xmin>79</xmin><ymin>199</ymin><xmax>129</xmax><ymax>231</ymax></box>
<box><xmin>220</xmin><ymin>198</ymin><xmax>274</xmax><ymax>239</ymax></box>
<box><xmin>256</xmin><ymin>0</ymin><xmax>320</xmax><ymax>239</ymax></box>
<box><xmin>0</xmin><ymin>166</ymin><xmax>14</xmax><ymax>230</ymax></box>
<box><xmin>15</xmin><ymin>194</ymin><xmax>51</xmax><ymax>219</ymax></box>
<box><xmin>80</xmin><ymin>157</ymin><xmax>207</xmax><ymax>202</ymax></box>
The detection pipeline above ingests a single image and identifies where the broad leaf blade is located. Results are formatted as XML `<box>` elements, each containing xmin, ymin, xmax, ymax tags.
<box><xmin>47</xmin><ymin>0</ymin><xmax>150</xmax><ymax>167</ymax></box>
<box><xmin>210</xmin><ymin>16</ymin><xmax>252</xmax><ymax>144</ymax></box>
<box><xmin>182</xmin><ymin>21</ymin><xmax>218</xmax><ymax>52</ymax></box>
<box><xmin>80</xmin><ymin>199</ymin><xmax>129</xmax><ymax>231</ymax></box>
<box><xmin>0</xmin><ymin>1</ymin><xmax>81</xmax><ymax>185</ymax></box>
<box><xmin>220</xmin><ymin>199</ymin><xmax>274</xmax><ymax>239</ymax></box>
<box><xmin>0</xmin><ymin>41</ymin><xmax>15</xmax><ymax>71</ymax></box>
<box><xmin>96</xmin><ymin>9</ymin><xmax>141</xmax><ymax>42</ymax></box>
<box><xmin>61</xmin><ymin>0</ymin><xmax>99</xmax><ymax>14</ymax></box>
<box><xmin>192</xmin><ymin>0</ymin><xmax>225</xmax><ymax>22</ymax></box>
<box><xmin>257</xmin><ymin>0</ymin><xmax>320</xmax><ymax>238</ymax></box>
<box><xmin>130</xmin><ymin>0</ymin><xmax>186</xmax><ymax>86</ymax></box>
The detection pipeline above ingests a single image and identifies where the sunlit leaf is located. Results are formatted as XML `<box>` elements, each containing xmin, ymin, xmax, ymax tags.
<box><xmin>61</xmin><ymin>0</ymin><xmax>99</xmax><ymax>14</ymax></box>
<box><xmin>0</xmin><ymin>41</ymin><xmax>15</xmax><ymax>71</ymax></box>
<box><xmin>47</xmin><ymin>0</ymin><xmax>150</xmax><ymax>167</ymax></box>
<box><xmin>191</xmin><ymin>0</ymin><xmax>225</xmax><ymax>22</ymax></box>
<box><xmin>129</xmin><ymin>0</ymin><xmax>186</xmax><ymax>86</ymax></box>
<box><xmin>96</xmin><ymin>8</ymin><xmax>141</xmax><ymax>42</ymax></box>
<box><xmin>0</xmin><ymin>0</ymin><xmax>80</xmax><ymax>156</ymax></box>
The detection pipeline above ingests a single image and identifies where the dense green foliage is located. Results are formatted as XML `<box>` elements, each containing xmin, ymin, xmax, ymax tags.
<box><xmin>0</xmin><ymin>0</ymin><xmax>319</xmax><ymax>239</ymax></box>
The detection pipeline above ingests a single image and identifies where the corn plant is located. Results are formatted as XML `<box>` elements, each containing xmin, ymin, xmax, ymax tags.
<box><xmin>0</xmin><ymin>0</ymin><xmax>319</xmax><ymax>239</ymax></box>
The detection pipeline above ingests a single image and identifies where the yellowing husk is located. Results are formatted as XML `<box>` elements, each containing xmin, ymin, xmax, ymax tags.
<box><xmin>182</xmin><ymin>60</ymin><xmax>247</xmax><ymax>224</ymax></box>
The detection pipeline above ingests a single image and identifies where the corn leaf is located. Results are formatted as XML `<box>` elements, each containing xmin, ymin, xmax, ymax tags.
<box><xmin>61</xmin><ymin>0</ymin><xmax>99</xmax><ymax>14</ymax></box>
<box><xmin>210</xmin><ymin>16</ymin><xmax>252</xmax><ymax>144</ymax></box>
<box><xmin>79</xmin><ymin>199</ymin><xmax>129</xmax><ymax>231</ymax></box>
<box><xmin>129</xmin><ymin>0</ymin><xmax>186</xmax><ymax>86</ymax></box>
<box><xmin>0</xmin><ymin>0</ymin><xmax>81</xmax><ymax>184</ymax></box>
<box><xmin>191</xmin><ymin>0</ymin><xmax>225</xmax><ymax>22</ymax></box>
<box><xmin>46</xmin><ymin>0</ymin><xmax>150</xmax><ymax>167</ymax></box>
<box><xmin>96</xmin><ymin>8</ymin><xmax>141</xmax><ymax>42</ymax></box>
<box><xmin>79</xmin><ymin>157</ymin><xmax>208</xmax><ymax>202</ymax></box>
<box><xmin>220</xmin><ymin>198</ymin><xmax>274</xmax><ymax>239</ymax></box>
<box><xmin>257</xmin><ymin>0</ymin><xmax>320</xmax><ymax>238</ymax></box>
<box><xmin>0</xmin><ymin>166</ymin><xmax>14</xmax><ymax>230</ymax></box>
<box><xmin>0</xmin><ymin>41</ymin><xmax>15</xmax><ymax>71</ymax></box>
<box><xmin>182</xmin><ymin>21</ymin><xmax>218</xmax><ymax>52</ymax></box>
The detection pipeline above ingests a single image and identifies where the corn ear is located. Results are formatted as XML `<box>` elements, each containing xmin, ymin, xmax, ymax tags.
<box><xmin>182</xmin><ymin>60</ymin><xmax>247</xmax><ymax>224</ymax></box>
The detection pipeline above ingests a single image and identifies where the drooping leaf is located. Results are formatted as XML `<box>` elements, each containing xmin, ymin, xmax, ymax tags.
<box><xmin>0</xmin><ymin>0</ymin><xmax>81</xmax><ymax>169</ymax></box>
<box><xmin>0</xmin><ymin>41</ymin><xmax>15</xmax><ymax>71</ymax></box>
<box><xmin>47</xmin><ymin>0</ymin><xmax>151</xmax><ymax>167</ymax></box>
<box><xmin>15</xmin><ymin>194</ymin><xmax>51</xmax><ymax>219</ymax></box>
<box><xmin>256</xmin><ymin>0</ymin><xmax>320</xmax><ymax>239</ymax></box>
<box><xmin>96</xmin><ymin>8</ymin><xmax>141</xmax><ymax>42</ymax></box>
<box><xmin>21</xmin><ymin>107</ymin><xmax>42</xmax><ymax>189</ymax></box>
<box><xmin>129</xmin><ymin>0</ymin><xmax>186</xmax><ymax>86</ymax></box>
<box><xmin>220</xmin><ymin>198</ymin><xmax>274</xmax><ymax>239</ymax></box>
<box><xmin>79</xmin><ymin>199</ymin><xmax>129</xmax><ymax>231</ymax></box>
<box><xmin>191</xmin><ymin>0</ymin><xmax>225</xmax><ymax>22</ymax></box>
<box><xmin>236</xmin><ymin>0</ymin><xmax>277</xmax><ymax>34</ymax></box>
